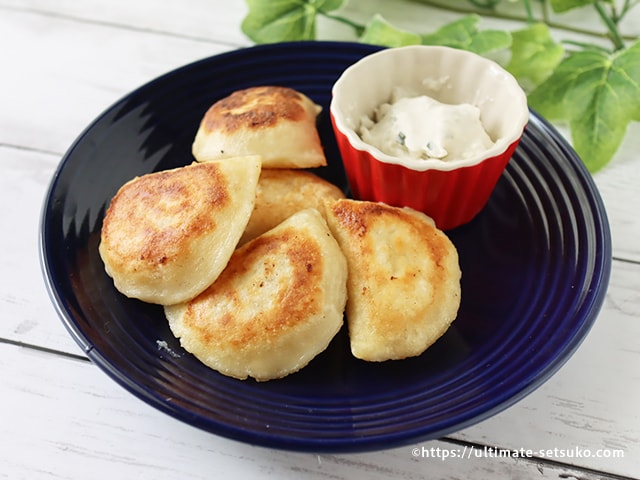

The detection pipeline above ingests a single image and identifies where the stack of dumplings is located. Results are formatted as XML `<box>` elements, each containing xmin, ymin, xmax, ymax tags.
<box><xmin>99</xmin><ymin>85</ymin><xmax>462</xmax><ymax>382</ymax></box>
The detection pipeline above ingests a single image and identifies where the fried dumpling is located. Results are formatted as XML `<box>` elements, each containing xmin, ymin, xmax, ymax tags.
<box><xmin>164</xmin><ymin>208</ymin><xmax>347</xmax><ymax>381</ymax></box>
<box><xmin>325</xmin><ymin>199</ymin><xmax>461</xmax><ymax>362</ymax></box>
<box><xmin>192</xmin><ymin>86</ymin><xmax>327</xmax><ymax>169</ymax></box>
<box><xmin>99</xmin><ymin>156</ymin><xmax>261</xmax><ymax>305</ymax></box>
<box><xmin>239</xmin><ymin>169</ymin><xmax>345</xmax><ymax>245</ymax></box>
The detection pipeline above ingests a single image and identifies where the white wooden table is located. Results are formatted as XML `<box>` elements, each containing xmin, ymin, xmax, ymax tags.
<box><xmin>1</xmin><ymin>1</ymin><xmax>639</xmax><ymax>478</ymax></box>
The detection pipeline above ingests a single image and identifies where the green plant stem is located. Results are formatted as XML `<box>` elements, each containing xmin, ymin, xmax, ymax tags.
<box><xmin>541</xmin><ymin>0</ymin><xmax>550</xmax><ymax>25</ymax></box>
<box><xmin>467</xmin><ymin>0</ymin><xmax>500</xmax><ymax>8</ymax></box>
<box><xmin>523</xmin><ymin>0</ymin><xmax>534</xmax><ymax>24</ymax></box>
<box><xmin>409</xmin><ymin>0</ymin><xmax>638</xmax><ymax>43</ymax></box>
<box><xmin>594</xmin><ymin>1</ymin><xmax>626</xmax><ymax>49</ymax></box>
<box><xmin>612</xmin><ymin>0</ymin><xmax>637</xmax><ymax>22</ymax></box>
<box><xmin>321</xmin><ymin>12</ymin><xmax>365</xmax><ymax>36</ymax></box>
<box><xmin>562</xmin><ymin>39</ymin><xmax>612</xmax><ymax>53</ymax></box>
<box><xmin>623</xmin><ymin>0</ymin><xmax>640</xmax><ymax>18</ymax></box>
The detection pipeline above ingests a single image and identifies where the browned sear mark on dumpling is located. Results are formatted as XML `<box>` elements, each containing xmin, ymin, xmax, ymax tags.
<box><xmin>98</xmin><ymin>156</ymin><xmax>261</xmax><ymax>305</ymax></box>
<box><xmin>326</xmin><ymin>199</ymin><xmax>461</xmax><ymax>362</ymax></box>
<box><xmin>202</xmin><ymin>86</ymin><xmax>307</xmax><ymax>132</ymax></box>
<box><xmin>164</xmin><ymin>209</ymin><xmax>348</xmax><ymax>382</ymax></box>
<box><xmin>192</xmin><ymin>86</ymin><xmax>326</xmax><ymax>169</ymax></box>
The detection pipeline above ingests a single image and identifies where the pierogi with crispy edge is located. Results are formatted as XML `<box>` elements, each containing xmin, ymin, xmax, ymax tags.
<box><xmin>164</xmin><ymin>208</ymin><xmax>348</xmax><ymax>382</ymax></box>
<box><xmin>99</xmin><ymin>156</ymin><xmax>261</xmax><ymax>305</ymax></box>
<box><xmin>239</xmin><ymin>169</ymin><xmax>345</xmax><ymax>246</ymax></box>
<box><xmin>325</xmin><ymin>199</ymin><xmax>461</xmax><ymax>362</ymax></box>
<box><xmin>192</xmin><ymin>86</ymin><xmax>327</xmax><ymax>169</ymax></box>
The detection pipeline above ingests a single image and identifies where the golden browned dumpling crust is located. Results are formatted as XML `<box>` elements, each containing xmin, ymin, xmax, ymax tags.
<box><xmin>164</xmin><ymin>209</ymin><xmax>347</xmax><ymax>381</ymax></box>
<box><xmin>239</xmin><ymin>169</ymin><xmax>345</xmax><ymax>245</ymax></box>
<box><xmin>99</xmin><ymin>156</ymin><xmax>261</xmax><ymax>305</ymax></box>
<box><xmin>192</xmin><ymin>86</ymin><xmax>327</xmax><ymax>168</ymax></box>
<box><xmin>325</xmin><ymin>199</ymin><xmax>461</xmax><ymax>362</ymax></box>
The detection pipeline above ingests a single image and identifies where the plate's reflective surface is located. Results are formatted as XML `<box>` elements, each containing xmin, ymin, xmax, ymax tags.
<box><xmin>40</xmin><ymin>42</ymin><xmax>611</xmax><ymax>452</ymax></box>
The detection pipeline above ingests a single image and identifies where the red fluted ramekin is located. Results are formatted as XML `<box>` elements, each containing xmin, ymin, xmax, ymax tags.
<box><xmin>330</xmin><ymin>46</ymin><xmax>529</xmax><ymax>230</ymax></box>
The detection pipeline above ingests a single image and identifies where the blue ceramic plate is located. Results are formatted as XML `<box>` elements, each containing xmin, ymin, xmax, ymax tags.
<box><xmin>40</xmin><ymin>42</ymin><xmax>611</xmax><ymax>452</ymax></box>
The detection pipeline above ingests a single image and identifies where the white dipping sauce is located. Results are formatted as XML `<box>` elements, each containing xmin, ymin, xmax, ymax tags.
<box><xmin>359</xmin><ymin>88</ymin><xmax>494</xmax><ymax>162</ymax></box>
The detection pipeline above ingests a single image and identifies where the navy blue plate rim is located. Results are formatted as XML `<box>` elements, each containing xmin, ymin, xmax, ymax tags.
<box><xmin>40</xmin><ymin>41</ymin><xmax>612</xmax><ymax>453</ymax></box>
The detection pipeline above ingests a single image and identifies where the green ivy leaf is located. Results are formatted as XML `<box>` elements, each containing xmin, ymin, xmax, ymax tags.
<box><xmin>529</xmin><ymin>39</ymin><xmax>640</xmax><ymax>172</ymax></box>
<box><xmin>241</xmin><ymin>0</ymin><xmax>344</xmax><ymax>43</ymax></box>
<box><xmin>421</xmin><ymin>15</ymin><xmax>511</xmax><ymax>55</ymax></box>
<box><xmin>506</xmin><ymin>23</ymin><xmax>565</xmax><ymax>91</ymax></box>
<box><xmin>359</xmin><ymin>14</ymin><xmax>421</xmax><ymax>47</ymax></box>
<box><xmin>549</xmin><ymin>0</ymin><xmax>598</xmax><ymax>13</ymax></box>
<box><xmin>466</xmin><ymin>29</ymin><xmax>512</xmax><ymax>56</ymax></box>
